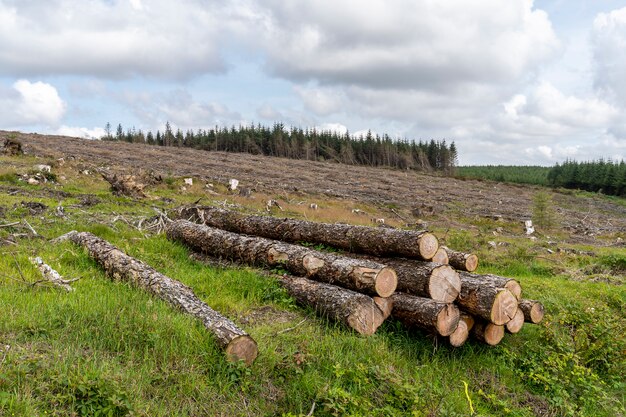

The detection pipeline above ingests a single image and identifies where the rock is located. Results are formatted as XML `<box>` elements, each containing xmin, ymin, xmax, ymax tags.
<box><xmin>27</xmin><ymin>178</ymin><xmax>39</xmax><ymax>185</ymax></box>
<box><xmin>184</xmin><ymin>178</ymin><xmax>193</xmax><ymax>186</ymax></box>
<box><xmin>34</xmin><ymin>164</ymin><xmax>51</xmax><ymax>173</ymax></box>
<box><xmin>228</xmin><ymin>178</ymin><xmax>239</xmax><ymax>191</ymax></box>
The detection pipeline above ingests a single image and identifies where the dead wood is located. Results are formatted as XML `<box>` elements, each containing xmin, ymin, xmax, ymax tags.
<box><xmin>519</xmin><ymin>299</ymin><xmax>545</xmax><ymax>324</ymax></box>
<box><xmin>442</xmin><ymin>246</ymin><xmax>478</xmax><ymax>272</ymax></box>
<box><xmin>391</xmin><ymin>292</ymin><xmax>460</xmax><ymax>336</ymax></box>
<box><xmin>278</xmin><ymin>275</ymin><xmax>390</xmax><ymax>335</ymax></box>
<box><xmin>457</xmin><ymin>274</ymin><xmax>518</xmax><ymax>325</ymax></box>
<box><xmin>166</xmin><ymin>220</ymin><xmax>397</xmax><ymax>297</ymax></box>
<box><xmin>174</xmin><ymin>205</ymin><xmax>439</xmax><ymax>260</ymax></box>
<box><xmin>65</xmin><ymin>231</ymin><xmax>257</xmax><ymax>364</ymax></box>
<box><xmin>100</xmin><ymin>172</ymin><xmax>146</xmax><ymax>198</ymax></box>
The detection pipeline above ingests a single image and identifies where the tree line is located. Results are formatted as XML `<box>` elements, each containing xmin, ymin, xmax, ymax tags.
<box><xmin>103</xmin><ymin>122</ymin><xmax>458</xmax><ymax>173</ymax></box>
<box><xmin>455</xmin><ymin>165</ymin><xmax>551</xmax><ymax>186</ymax></box>
<box><xmin>547</xmin><ymin>159</ymin><xmax>626</xmax><ymax>197</ymax></box>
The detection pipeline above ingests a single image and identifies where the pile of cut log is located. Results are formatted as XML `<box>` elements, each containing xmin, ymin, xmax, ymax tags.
<box><xmin>168</xmin><ymin>206</ymin><xmax>545</xmax><ymax>348</ymax></box>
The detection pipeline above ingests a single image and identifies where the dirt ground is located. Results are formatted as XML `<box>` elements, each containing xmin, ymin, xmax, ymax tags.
<box><xmin>4</xmin><ymin>130</ymin><xmax>625</xmax><ymax>244</ymax></box>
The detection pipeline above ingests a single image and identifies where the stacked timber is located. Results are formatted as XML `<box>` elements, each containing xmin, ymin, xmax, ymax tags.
<box><xmin>166</xmin><ymin>206</ymin><xmax>545</xmax><ymax>348</ymax></box>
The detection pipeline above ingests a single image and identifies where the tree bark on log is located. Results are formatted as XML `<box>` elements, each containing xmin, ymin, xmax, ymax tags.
<box><xmin>459</xmin><ymin>271</ymin><xmax>522</xmax><ymax>300</ymax></box>
<box><xmin>380</xmin><ymin>259</ymin><xmax>460</xmax><ymax>303</ymax></box>
<box><xmin>519</xmin><ymin>299</ymin><xmax>545</xmax><ymax>324</ymax></box>
<box><xmin>471</xmin><ymin>321</ymin><xmax>504</xmax><ymax>345</ymax></box>
<box><xmin>442</xmin><ymin>247</ymin><xmax>478</xmax><ymax>272</ymax></box>
<box><xmin>166</xmin><ymin>220</ymin><xmax>397</xmax><ymax>297</ymax></box>
<box><xmin>457</xmin><ymin>275</ymin><xmax>518</xmax><ymax>325</ymax></box>
<box><xmin>505</xmin><ymin>307</ymin><xmax>525</xmax><ymax>334</ymax></box>
<box><xmin>391</xmin><ymin>293</ymin><xmax>459</xmax><ymax>336</ymax></box>
<box><xmin>431</xmin><ymin>248</ymin><xmax>449</xmax><ymax>265</ymax></box>
<box><xmin>175</xmin><ymin>205</ymin><xmax>439</xmax><ymax>260</ymax></box>
<box><xmin>66</xmin><ymin>231</ymin><xmax>258</xmax><ymax>364</ymax></box>
<box><xmin>278</xmin><ymin>275</ymin><xmax>390</xmax><ymax>335</ymax></box>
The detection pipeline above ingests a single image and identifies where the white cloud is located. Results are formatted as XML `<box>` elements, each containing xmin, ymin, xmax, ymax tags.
<box><xmin>317</xmin><ymin>123</ymin><xmax>348</xmax><ymax>135</ymax></box>
<box><xmin>257</xmin><ymin>0</ymin><xmax>559</xmax><ymax>91</ymax></box>
<box><xmin>56</xmin><ymin>125</ymin><xmax>105</xmax><ymax>139</ymax></box>
<box><xmin>0</xmin><ymin>0</ymin><xmax>243</xmax><ymax>79</ymax></box>
<box><xmin>294</xmin><ymin>86</ymin><xmax>344</xmax><ymax>116</ymax></box>
<box><xmin>592</xmin><ymin>7</ymin><xmax>626</xmax><ymax>106</ymax></box>
<box><xmin>256</xmin><ymin>103</ymin><xmax>284</xmax><ymax>120</ymax></box>
<box><xmin>0</xmin><ymin>79</ymin><xmax>65</xmax><ymax>127</ymax></box>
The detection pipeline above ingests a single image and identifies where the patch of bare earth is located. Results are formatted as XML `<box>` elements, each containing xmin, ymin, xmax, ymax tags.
<box><xmin>5</xmin><ymin>130</ymin><xmax>626</xmax><ymax>244</ymax></box>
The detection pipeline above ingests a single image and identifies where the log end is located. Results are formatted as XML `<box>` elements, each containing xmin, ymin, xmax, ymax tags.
<box><xmin>505</xmin><ymin>307</ymin><xmax>525</xmax><ymax>334</ymax></box>
<box><xmin>436</xmin><ymin>304</ymin><xmax>460</xmax><ymax>337</ymax></box>
<box><xmin>505</xmin><ymin>280</ymin><xmax>523</xmax><ymax>301</ymax></box>
<box><xmin>372</xmin><ymin>296</ymin><xmax>393</xmax><ymax>320</ymax></box>
<box><xmin>490</xmin><ymin>289</ymin><xmax>518</xmax><ymax>325</ymax></box>
<box><xmin>418</xmin><ymin>233</ymin><xmax>439</xmax><ymax>260</ymax></box>
<box><xmin>430</xmin><ymin>265</ymin><xmax>461</xmax><ymax>303</ymax></box>
<box><xmin>459</xmin><ymin>312</ymin><xmax>475</xmax><ymax>333</ymax></box>
<box><xmin>529</xmin><ymin>302</ymin><xmax>545</xmax><ymax>323</ymax></box>
<box><xmin>348</xmin><ymin>300</ymin><xmax>388</xmax><ymax>335</ymax></box>
<box><xmin>448</xmin><ymin>319</ymin><xmax>469</xmax><ymax>347</ymax></box>
<box><xmin>477</xmin><ymin>323</ymin><xmax>504</xmax><ymax>346</ymax></box>
<box><xmin>225</xmin><ymin>335</ymin><xmax>259</xmax><ymax>365</ymax></box>
<box><xmin>431</xmin><ymin>248</ymin><xmax>449</xmax><ymax>265</ymax></box>
<box><xmin>374</xmin><ymin>267</ymin><xmax>398</xmax><ymax>298</ymax></box>
<box><xmin>464</xmin><ymin>254</ymin><xmax>479</xmax><ymax>272</ymax></box>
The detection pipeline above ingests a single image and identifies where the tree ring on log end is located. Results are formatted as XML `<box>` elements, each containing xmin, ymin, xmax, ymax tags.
<box><xmin>491</xmin><ymin>289</ymin><xmax>518</xmax><ymax>325</ymax></box>
<box><xmin>529</xmin><ymin>303</ymin><xmax>544</xmax><ymax>323</ymax></box>
<box><xmin>374</xmin><ymin>267</ymin><xmax>397</xmax><ymax>298</ymax></box>
<box><xmin>505</xmin><ymin>280</ymin><xmax>522</xmax><ymax>300</ymax></box>
<box><xmin>418</xmin><ymin>233</ymin><xmax>439</xmax><ymax>260</ymax></box>
<box><xmin>449</xmin><ymin>320</ymin><xmax>469</xmax><ymax>347</ymax></box>
<box><xmin>465</xmin><ymin>254</ymin><xmax>479</xmax><ymax>272</ymax></box>
<box><xmin>429</xmin><ymin>265</ymin><xmax>461</xmax><ymax>303</ymax></box>
<box><xmin>436</xmin><ymin>304</ymin><xmax>460</xmax><ymax>336</ymax></box>
<box><xmin>348</xmin><ymin>303</ymin><xmax>384</xmax><ymax>335</ymax></box>
<box><xmin>225</xmin><ymin>335</ymin><xmax>259</xmax><ymax>365</ymax></box>
<box><xmin>483</xmin><ymin>324</ymin><xmax>504</xmax><ymax>345</ymax></box>
<box><xmin>505</xmin><ymin>307</ymin><xmax>524</xmax><ymax>334</ymax></box>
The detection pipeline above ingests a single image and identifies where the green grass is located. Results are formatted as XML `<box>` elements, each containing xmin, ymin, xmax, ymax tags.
<box><xmin>0</xmin><ymin>155</ymin><xmax>624</xmax><ymax>416</ymax></box>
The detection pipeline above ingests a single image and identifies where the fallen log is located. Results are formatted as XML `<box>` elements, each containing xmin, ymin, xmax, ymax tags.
<box><xmin>519</xmin><ymin>299</ymin><xmax>545</xmax><ymax>324</ymax></box>
<box><xmin>278</xmin><ymin>275</ymin><xmax>390</xmax><ymax>335</ymax></box>
<box><xmin>471</xmin><ymin>321</ymin><xmax>504</xmax><ymax>345</ymax></box>
<box><xmin>459</xmin><ymin>271</ymin><xmax>522</xmax><ymax>300</ymax></box>
<box><xmin>166</xmin><ymin>220</ymin><xmax>397</xmax><ymax>297</ymax></box>
<box><xmin>381</xmin><ymin>259</ymin><xmax>460</xmax><ymax>303</ymax></box>
<box><xmin>442</xmin><ymin>247</ymin><xmax>478</xmax><ymax>272</ymax></box>
<box><xmin>391</xmin><ymin>293</ymin><xmax>459</xmax><ymax>336</ymax></box>
<box><xmin>30</xmin><ymin>257</ymin><xmax>80</xmax><ymax>291</ymax></box>
<box><xmin>65</xmin><ymin>231</ymin><xmax>258</xmax><ymax>364</ymax></box>
<box><xmin>175</xmin><ymin>205</ymin><xmax>439</xmax><ymax>260</ymax></box>
<box><xmin>505</xmin><ymin>307</ymin><xmax>525</xmax><ymax>334</ymax></box>
<box><xmin>457</xmin><ymin>275</ymin><xmax>517</xmax><ymax>325</ymax></box>
<box><xmin>431</xmin><ymin>247</ymin><xmax>449</xmax><ymax>265</ymax></box>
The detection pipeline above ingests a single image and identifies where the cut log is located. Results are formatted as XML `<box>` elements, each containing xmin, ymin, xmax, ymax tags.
<box><xmin>459</xmin><ymin>312</ymin><xmax>475</xmax><ymax>332</ymax></box>
<box><xmin>442</xmin><ymin>246</ymin><xmax>478</xmax><ymax>272</ymax></box>
<box><xmin>505</xmin><ymin>307</ymin><xmax>525</xmax><ymax>334</ymax></box>
<box><xmin>391</xmin><ymin>293</ymin><xmax>459</xmax><ymax>336</ymax></box>
<box><xmin>459</xmin><ymin>271</ymin><xmax>522</xmax><ymax>300</ymax></box>
<box><xmin>471</xmin><ymin>321</ymin><xmax>504</xmax><ymax>345</ymax></box>
<box><xmin>431</xmin><ymin>248</ymin><xmax>449</xmax><ymax>265</ymax></box>
<box><xmin>278</xmin><ymin>275</ymin><xmax>390</xmax><ymax>335</ymax></box>
<box><xmin>519</xmin><ymin>299</ymin><xmax>545</xmax><ymax>324</ymax></box>
<box><xmin>457</xmin><ymin>275</ymin><xmax>517</xmax><ymax>325</ymax></box>
<box><xmin>381</xmin><ymin>259</ymin><xmax>460</xmax><ymax>303</ymax></box>
<box><xmin>174</xmin><ymin>205</ymin><xmax>439</xmax><ymax>260</ymax></box>
<box><xmin>448</xmin><ymin>317</ymin><xmax>469</xmax><ymax>347</ymax></box>
<box><xmin>65</xmin><ymin>231</ymin><xmax>258</xmax><ymax>364</ymax></box>
<box><xmin>166</xmin><ymin>220</ymin><xmax>397</xmax><ymax>297</ymax></box>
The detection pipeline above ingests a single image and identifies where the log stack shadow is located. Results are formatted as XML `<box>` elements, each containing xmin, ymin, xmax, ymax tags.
<box><xmin>168</xmin><ymin>206</ymin><xmax>545</xmax><ymax>348</ymax></box>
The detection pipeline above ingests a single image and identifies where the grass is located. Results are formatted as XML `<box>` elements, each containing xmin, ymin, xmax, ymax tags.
<box><xmin>0</xmin><ymin>154</ymin><xmax>625</xmax><ymax>416</ymax></box>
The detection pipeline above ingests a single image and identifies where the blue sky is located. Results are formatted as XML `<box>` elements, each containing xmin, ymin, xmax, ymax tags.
<box><xmin>1</xmin><ymin>0</ymin><xmax>625</xmax><ymax>165</ymax></box>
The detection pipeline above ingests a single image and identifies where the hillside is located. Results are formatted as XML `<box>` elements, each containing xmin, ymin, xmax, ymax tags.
<box><xmin>1</xmin><ymin>130</ymin><xmax>625</xmax><ymax>416</ymax></box>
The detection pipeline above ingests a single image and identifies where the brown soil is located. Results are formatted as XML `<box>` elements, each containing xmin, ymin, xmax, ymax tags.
<box><xmin>4</xmin><ymin>130</ymin><xmax>625</xmax><ymax>243</ymax></box>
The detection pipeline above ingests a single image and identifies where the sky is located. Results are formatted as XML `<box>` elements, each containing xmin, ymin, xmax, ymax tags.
<box><xmin>0</xmin><ymin>0</ymin><xmax>625</xmax><ymax>165</ymax></box>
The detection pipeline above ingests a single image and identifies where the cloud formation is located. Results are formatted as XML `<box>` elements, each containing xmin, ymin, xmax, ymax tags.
<box><xmin>0</xmin><ymin>79</ymin><xmax>65</xmax><ymax>127</ymax></box>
